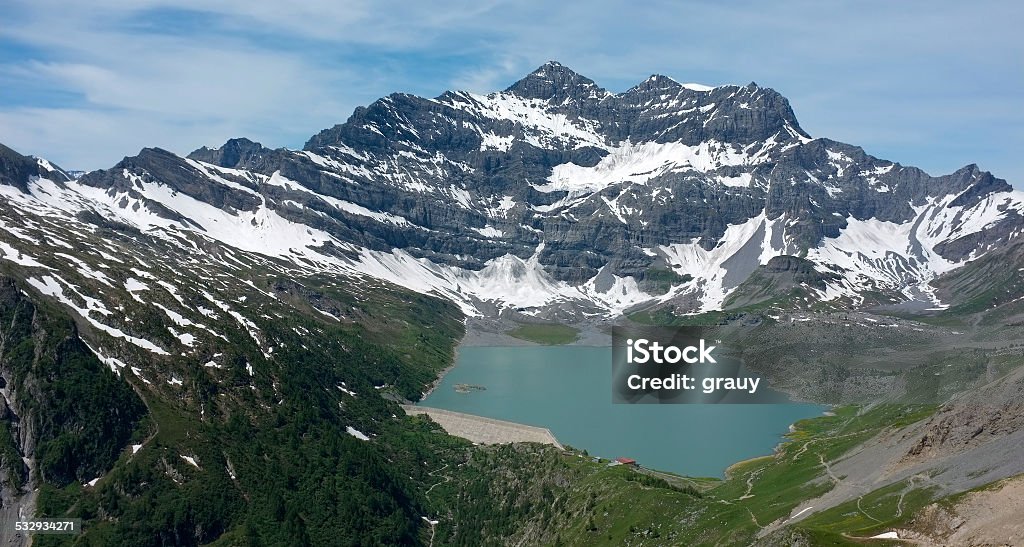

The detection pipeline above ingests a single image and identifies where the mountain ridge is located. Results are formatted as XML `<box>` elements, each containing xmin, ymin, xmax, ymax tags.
<box><xmin>2</xmin><ymin>62</ymin><xmax>1021</xmax><ymax>319</ymax></box>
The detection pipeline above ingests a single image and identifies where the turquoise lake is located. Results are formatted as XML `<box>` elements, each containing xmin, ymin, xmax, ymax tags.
<box><xmin>420</xmin><ymin>345</ymin><xmax>824</xmax><ymax>478</ymax></box>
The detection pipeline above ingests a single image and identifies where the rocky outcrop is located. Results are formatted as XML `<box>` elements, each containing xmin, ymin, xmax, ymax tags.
<box><xmin>80</xmin><ymin>147</ymin><xmax>262</xmax><ymax>212</ymax></box>
<box><xmin>724</xmin><ymin>256</ymin><xmax>840</xmax><ymax>309</ymax></box>
<box><xmin>905</xmin><ymin>365</ymin><xmax>1024</xmax><ymax>462</ymax></box>
<box><xmin>0</xmin><ymin>144</ymin><xmax>39</xmax><ymax>193</ymax></box>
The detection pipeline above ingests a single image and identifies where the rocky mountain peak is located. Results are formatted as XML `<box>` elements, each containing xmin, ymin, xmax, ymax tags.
<box><xmin>0</xmin><ymin>143</ymin><xmax>41</xmax><ymax>192</ymax></box>
<box><xmin>188</xmin><ymin>137</ymin><xmax>272</xmax><ymax>169</ymax></box>
<box><xmin>628</xmin><ymin>74</ymin><xmax>686</xmax><ymax>94</ymax></box>
<box><xmin>504</xmin><ymin>61</ymin><xmax>606</xmax><ymax>102</ymax></box>
<box><xmin>0</xmin><ymin>144</ymin><xmax>71</xmax><ymax>192</ymax></box>
<box><xmin>945</xmin><ymin>163</ymin><xmax>1013</xmax><ymax>208</ymax></box>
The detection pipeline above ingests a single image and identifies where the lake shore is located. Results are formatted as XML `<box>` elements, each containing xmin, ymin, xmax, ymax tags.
<box><xmin>419</xmin><ymin>315</ymin><xmax>827</xmax><ymax>478</ymax></box>
<box><xmin>420</xmin><ymin>333</ymin><xmax>465</xmax><ymax>400</ymax></box>
<box><xmin>419</xmin><ymin>340</ymin><xmax>824</xmax><ymax>477</ymax></box>
<box><xmin>460</xmin><ymin>316</ymin><xmax>612</xmax><ymax>347</ymax></box>
<box><xmin>724</xmin><ymin>455</ymin><xmax>774</xmax><ymax>480</ymax></box>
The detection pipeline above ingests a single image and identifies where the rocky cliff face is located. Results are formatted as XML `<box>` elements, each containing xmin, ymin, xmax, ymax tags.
<box><xmin>2</xmin><ymin>62</ymin><xmax>1022</xmax><ymax>318</ymax></box>
<box><xmin>0</xmin><ymin>143</ymin><xmax>70</xmax><ymax>193</ymax></box>
<box><xmin>0</xmin><ymin>276</ymin><xmax>145</xmax><ymax>525</ymax></box>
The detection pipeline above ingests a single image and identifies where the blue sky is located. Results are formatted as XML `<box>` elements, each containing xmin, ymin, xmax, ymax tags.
<box><xmin>1</xmin><ymin>0</ymin><xmax>1021</xmax><ymax>184</ymax></box>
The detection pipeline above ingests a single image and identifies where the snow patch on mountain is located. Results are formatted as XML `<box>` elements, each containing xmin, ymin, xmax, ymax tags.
<box><xmin>350</xmin><ymin>243</ymin><xmax>655</xmax><ymax>317</ymax></box>
<box><xmin>346</xmin><ymin>426</ymin><xmax>370</xmax><ymax>441</ymax></box>
<box><xmin>319</xmin><ymin>194</ymin><xmax>412</xmax><ymax>226</ymax></box>
<box><xmin>447</xmin><ymin>91</ymin><xmax>607</xmax><ymax>149</ymax></box>
<box><xmin>473</xmin><ymin>225</ymin><xmax>504</xmax><ymax>238</ymax></box>
<box><xmin>803</xmin><ymin>189</ymin><xmax>1024</xmax><ymax>308</ymax></box>
<box><xmin>28</xmin><ymin>274</ymin><xmax>170</xmax><ymax>355</ymax></box>
<box><xmin>538</xmin><ymin>140</ymin><xmax>758</xmax><ymax>193</ymax></box>
<box><xmin>655</xmin><ymin>211</ymin><xmax>771</xmax><ymax>311</ymax></box>
<box><xmin>717</xmin><ymin>173</ymin><xmax>753</xmax><ymax>188</ymax></box>
<box><xmin>480</xmin><ymin>132</ymin><xmax>515</xmax><ymax>151</ymax></box>
<box><xmin>0</xmin><ymin>239</ymin><xmax>50</xmax><ymax>268</ymax></box>
<box><xmin>19</xmin><ymin>174</ymin><xmax>348</xmax><ymax>266</ymax></box>
<box><xmin>681</xmin><ymin>82</ymin><xmax>715</xmax><ymax>92</ymax></box>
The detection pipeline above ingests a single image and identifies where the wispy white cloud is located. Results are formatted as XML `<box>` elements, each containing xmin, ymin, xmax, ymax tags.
<box><xmin>449</xmin><ymin>55</ymin><xmax>526</xmax><ymax>94</ymax></box>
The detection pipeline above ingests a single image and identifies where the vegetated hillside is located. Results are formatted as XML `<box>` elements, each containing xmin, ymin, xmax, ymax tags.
<box><xmin>0</xmin><ymin>268</ymin><xmax>475</xmax><ymax>545</ymax></box>
<box><xmin>0</xmin><ymin>173</ymin><xmax>488</xmax><ymax>544</ymax></box>
<box><xmin>0</xmin><ymin>276</ymin><xmax>145</xmax><ymax>499</ymax></box>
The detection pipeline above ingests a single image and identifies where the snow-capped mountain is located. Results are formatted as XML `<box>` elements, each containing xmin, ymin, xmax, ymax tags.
<box><xmin>2</xmin><ymin>61</ymin><xmax>1022</xmax><ymax>319</ymax></box>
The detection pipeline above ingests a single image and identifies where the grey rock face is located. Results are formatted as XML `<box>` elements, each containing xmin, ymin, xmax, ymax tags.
<box><xmin>0</xmin><ymin>144</ymin><xmax>69</xmax><ymax>192</ymax></box>
<box><xmin>187</xmin><ymin>137</ymin><xmax>271</xmax><ymax>169</ymax></box>
<box><xmin>505</xmin><ymin>61</ymin><xmax>607</xmax><ymax>102</ymax></box>
<box><xmin>0</xmin><ymin>144</ymin><xmax>39</xmax><ymax>193</ymax></box>
<box><xmin>79</xmin><ymin>147</ymin><xmax>262</xmax><ymax>214</ymax></box>
<box><xmin>8</xmin><ymin>62</ymin><xmax>1022</xmax><ymax>314</ymax></box>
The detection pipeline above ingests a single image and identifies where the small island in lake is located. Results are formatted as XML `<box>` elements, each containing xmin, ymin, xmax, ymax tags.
<box><xmin>454</xmin><ymin>383</ymin><xmax>487</xmax><ymax>394</ymax></box>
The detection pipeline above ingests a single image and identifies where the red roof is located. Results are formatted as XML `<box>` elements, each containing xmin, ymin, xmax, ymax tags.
<box><xmin>615</xmin><ymin>457</ymin><xmax>636</xmax><ymax>465</ymax></box>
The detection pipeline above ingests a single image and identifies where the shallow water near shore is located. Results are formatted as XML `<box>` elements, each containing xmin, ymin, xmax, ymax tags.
<box><xmin>420</xmin><ymin>345</ymin><xmax>824</xmax><ymax>477</ymax></box>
